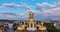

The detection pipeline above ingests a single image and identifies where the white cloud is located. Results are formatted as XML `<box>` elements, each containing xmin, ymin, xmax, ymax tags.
<box><xmin>46</xmin><ymin>8</ymin><xmax>60</xmax><ymax>16</ymax></box>
<box><xmin>0</xmin><ymin>2</ymin><xmax>60</xmax><ymax>20</ymax></box>
<box><xmin>3</xmin><ymin>3</ymin><xmax>22</xmax><ymax>8</ymax></box>
<box><xmin>36</xmin><ymin>2</ymin><xmax>56</xmax><ymax>7</ymax></box>
<box><xmin>49</xmin><ymin>4</ymin><xmax>56</xmax><ymax>7</ymax></box>
<box><xmin>36</xmin><ymin>2</ymin><xmax>57</xmax><ymax>11</ymax></box>
<box><xmin>0</xmin><ymin>13</ymin><xmax>29</xmax><ymax>20</ymax></box>
<box><xmin>0</xmin><ymin>3</ymin><xmax>33</xmax><ymax>14</ymax></box>
<box><xmin>0</xmin><ymin>7</ymin><xmax>60</xmax><ymax>20</ymax></box>
<box><xmin>58</xmin><ymin>2</ymin><xmax>60</xmax><ymax>4</ymax></box>
<box><xmin>38</xmin><ymin>8</ymin><xmax>60</xmax><ymax>16</ymax></box>
<box><xmin>36</xmin><ymin>2</ymin><xmax>60</xmax><ymax>18</ymax></box>
<box><xmin>42</xmin><ymin>2</ymin><xmax>48</xmax><ymax>5</ymax></box>
<box><xmin>0</xmin><ymin>3</ymin><xmax>32</xmax><ymax>10</ymax></box>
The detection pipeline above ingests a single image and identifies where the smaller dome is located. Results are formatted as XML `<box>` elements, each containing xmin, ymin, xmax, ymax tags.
<box><xmin>17</xmin><ymin>25</ymin><xmax>27</xmax><ymax>30</ymax></box>
<box><xmin>17</xmin><ymin>26</ymin><xmax>25</xmax><ymax>30</ymax></box>
<box><xmin>36</xmin><ymin>24</ymin><xmax>42</xmax><ymax>27</ymax></box>
<box><xmin>22</xmin><ymin>25</ymin><xmax>27</xmax><ymax>27</ymax></box>
<box><xmin>39</xmin><ymin>26</ymin><xmax>47</xmax><ymax>30</ymax></box>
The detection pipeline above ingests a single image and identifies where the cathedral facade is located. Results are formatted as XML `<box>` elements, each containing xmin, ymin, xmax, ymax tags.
<box><xmin>17</xmin><ymin>11</ymin><xmax>47</xmax><ymax>32</ymax></box>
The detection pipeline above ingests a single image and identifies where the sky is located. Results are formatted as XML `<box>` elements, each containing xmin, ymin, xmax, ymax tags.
<box><xmin>0</xmin><ymin>0</ymin><xmax>60</xmax><ymax>20</ymax></box>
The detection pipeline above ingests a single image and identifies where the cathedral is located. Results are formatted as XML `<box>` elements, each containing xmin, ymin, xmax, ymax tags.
<box><xmin>17</xmin><ymin>10</ymin><xmax>47</xmax><ymax>32</ymax></box>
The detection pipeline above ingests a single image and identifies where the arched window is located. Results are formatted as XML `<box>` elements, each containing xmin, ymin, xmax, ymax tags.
<box><xmin>31</xmin><ymin>23</ymin><xmax>33</xmax><ymax>27</ymax></box>
<box><xmin>27</xmin><ymin>23</ymin><xmax>29</xmax><ymax>27</ymax></box>
<box><xmin>34</xmin><ymin>23</ymin><xmax>36</xmax><ymax>27</ymax></box>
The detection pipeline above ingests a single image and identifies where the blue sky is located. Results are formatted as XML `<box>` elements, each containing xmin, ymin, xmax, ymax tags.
<box><xmin>0</xmin><ymin>0</ymin><xmax>60</xmax><ymax>20</ymax></box>
<box><xmin>0</xmin><ymin>0</ymin><xmax>56</xmax><ymax>13</ymax></box>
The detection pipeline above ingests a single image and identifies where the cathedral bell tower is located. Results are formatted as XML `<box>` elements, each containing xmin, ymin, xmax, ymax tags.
<box><xmin>26</xmin><ymin>10</ymin><xmax>37</xmax><ymax>31</ymax></box>
<box><xmin>27</xmin><ymin>11</ymin><xmax>36</xmax><ymax>23</ymax></box>
<box><xmin>29</xmin><ymin>11</ymin><xmax>34</xmax><ymax>19</ymax></box>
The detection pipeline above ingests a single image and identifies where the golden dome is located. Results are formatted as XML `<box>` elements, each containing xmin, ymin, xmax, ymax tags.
<box><xmin>39</xmin><ymin>26</ymin><xmax>47</xmax><ymax>30</ymax></box>
<box><xmin>27</xmin><ymin>18</ymin><xmax>35</xmax><ymax>23</ymax></box>
<box><xmin>17</xmin><ymin>27</ymin><xmax>25</xmax><ymax>30</ymax></box>
<box><xmin>22</xmin><ymin>25</ymin><xmax>27</xmax><ymax>27</ymax></box>
<box><xmin>17</xmin><ymin>24</ymin><xmax>27</xmax><ymax>30</ymax></box>
<box><xmin>29</xmin><ymin>19</ymin><xmax>35</xmax><ymax>21</ymax></box>
<box><xmin>36</xmin><ymin>24</ymin><xmax>42</xmax><ymax>27</ymax></box>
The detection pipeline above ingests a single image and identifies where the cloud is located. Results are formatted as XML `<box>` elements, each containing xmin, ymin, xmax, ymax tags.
<box><xmin>17</xmin><ymin>13</ymin><xmax>28</xmax><ymax>18</ymax></box>
<box><xmin>35</xmin><ymin>2</ymin><xmax>60</xmax><ymax>20</ymax></box>
<box><xmin>0</xmin><ymin>3</ymin><xmax>33</xmax><ymax>15</ymax></box>
<box><xmin>0</xmin><ymin>13</ymin><xmax>16</xmax><ymax>20</ymax></box>
<box><xmin>0</xmin><ymin>13</ymin><xmax>29</xmax><ymax>20</ymax></box>
<box><xmin>0</xmin><ymin>2</ymin><xmax>60</xmax><ymax>20</ymax></box>
<box><xmin>42</xmin><ymin>8</ymin><xmax>60</xmax><ymax>16</ymax></box>
<box><xmin>36</xmin><ymin>2</ymin><xmax>57</xmax><ymax>11</ymax></box>
<box><xmin>3</xmin><ymin>3</ymin><xmax>23</xmax><ymax>7</ymax></box>
<box><xmin>0</xmin><ymin>7</ymin><xmax>60</xmax><ymax>20</ymax></box>
<box><xmin>36</xmin><ymin>2</ymin><xmax>60</xmax><ymax>15</ymax></box>
<box><xmin>2</xmin><ymin>3</ymin><xmax>31</xmax><ymax>10</ymax></box>
<box><xmin>34</xmin><ymin>7</ymin><xmax>60</xmax><ymax>20</ymax></box>
<box><xmin>0</xmin><ymin>3</ymin><xmax>36</xmax><ymax>20</ymax></box>
<box><xmin>0</xmin><ymin>3</ymin><xmax>32</xmax><ymax>12</ymax></box>
<box><xmin>56</xmin><ymin>0</ymin><xmax>60</xmax><ymax>2</ymax></box>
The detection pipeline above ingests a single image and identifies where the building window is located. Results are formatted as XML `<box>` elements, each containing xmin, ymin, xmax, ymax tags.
<box><xmin>31</xmin><ymin>23</ymin><xmax>33</xmax><ymax>27</ymax></box>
